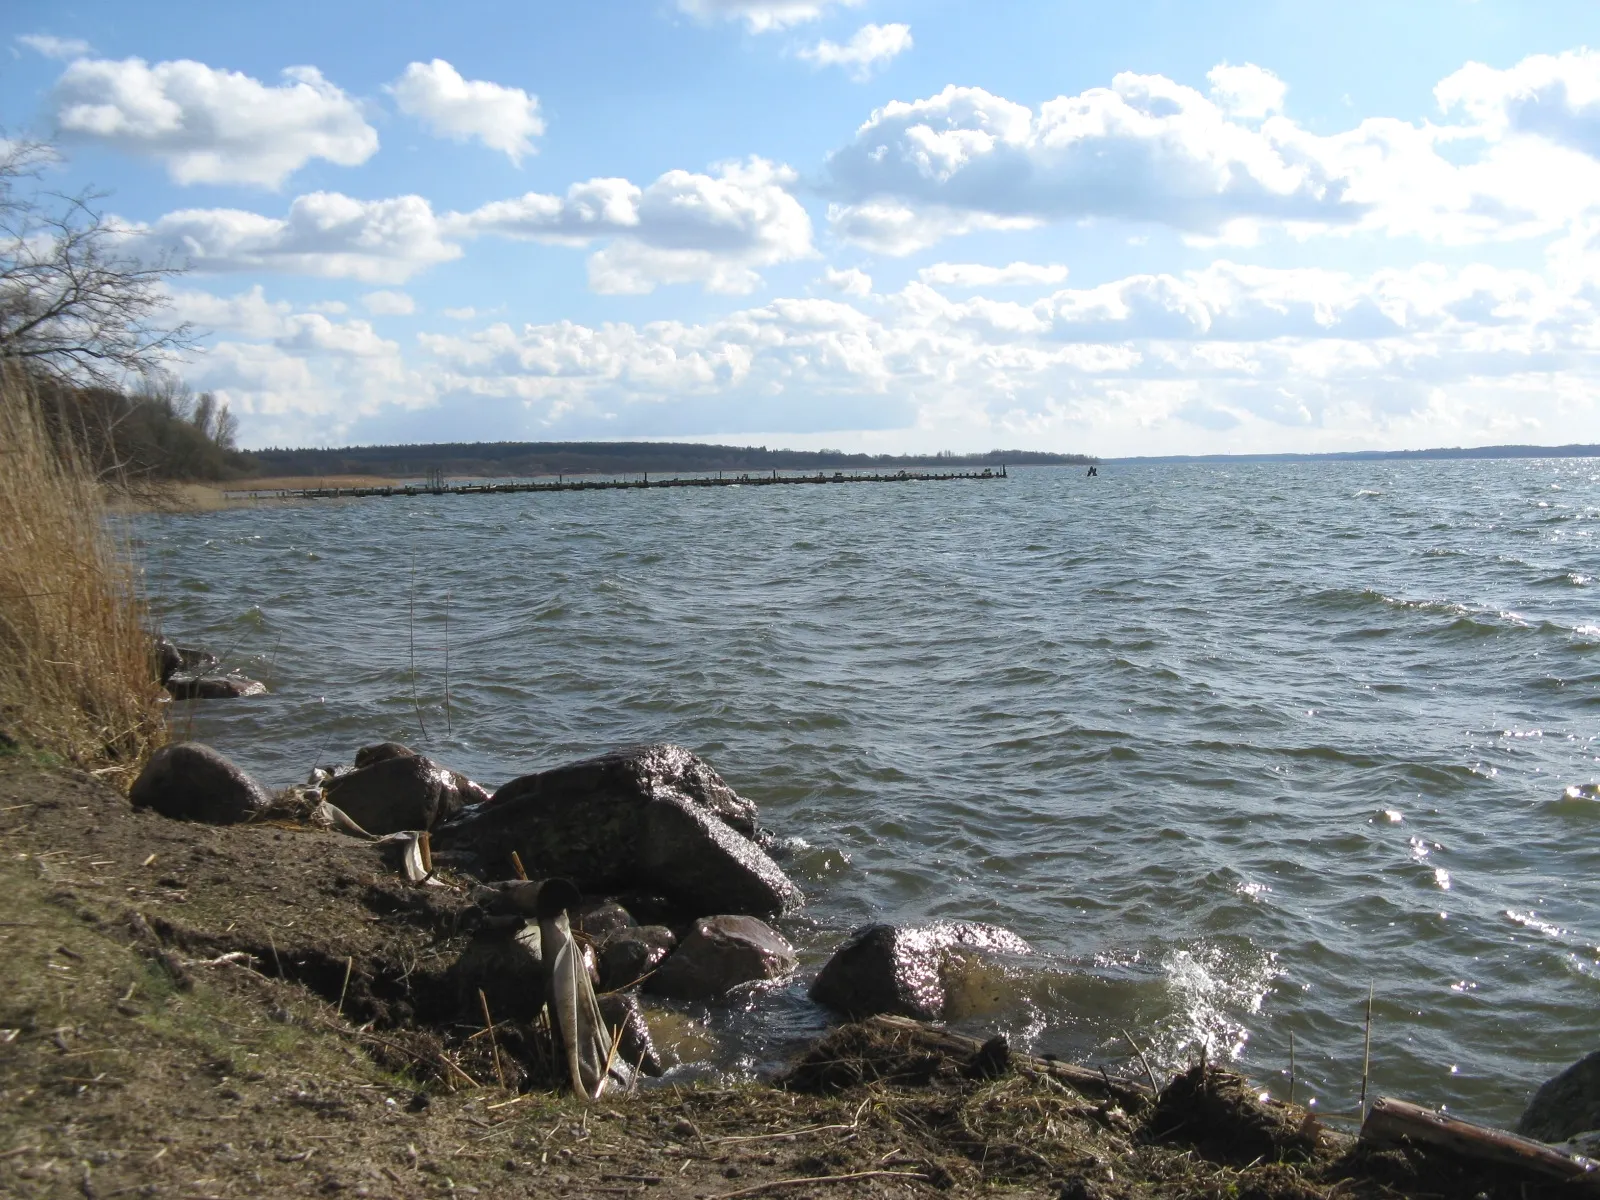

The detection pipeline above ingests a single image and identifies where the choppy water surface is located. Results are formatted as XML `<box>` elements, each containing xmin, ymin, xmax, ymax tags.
<box><xmin>136</xmin><ymin>460</ymin><xmax>1600</xmax><ymax>1124</ymax></box>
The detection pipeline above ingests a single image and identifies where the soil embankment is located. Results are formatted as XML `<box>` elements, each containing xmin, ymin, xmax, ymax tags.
<box><xmin>0</xmin><ymin>755</ymin><xmax>1576</xmax><ymax>1199</ymax></box>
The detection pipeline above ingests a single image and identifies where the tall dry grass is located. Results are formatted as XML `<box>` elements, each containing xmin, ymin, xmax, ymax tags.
<box><xmin>0</xmin><ymin>366</ymin><xmax>167</xmax><ymax>782</ymax></box>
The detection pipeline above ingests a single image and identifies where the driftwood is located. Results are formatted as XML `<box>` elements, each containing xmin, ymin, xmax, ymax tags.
<box><xmin>862</xmin><ymin>1014</ymin><xmax>1153</xmax><ymax>1106</ymax></box>
<box><xmin>1361</xmin><ymin>1096</ymin><xmax>1600</xmax><ymax>1190</ymax></box>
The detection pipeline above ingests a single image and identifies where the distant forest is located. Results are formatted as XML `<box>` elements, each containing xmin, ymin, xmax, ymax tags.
<box><xmin>249</xmin><ymin>441</ymin><xmax>1097</xmax><ymax>477</ymax></box>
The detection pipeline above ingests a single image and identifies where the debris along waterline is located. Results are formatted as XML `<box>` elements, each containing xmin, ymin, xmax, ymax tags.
<box><xmin>222</xmin><ymin>464</ymin><xmax>1006</xmax><ymax>501</ymax></box>
<box><xmin>6</xmin><ymin>748</ymin><xmax>1600</xmax><ymax>1196</ymax></box>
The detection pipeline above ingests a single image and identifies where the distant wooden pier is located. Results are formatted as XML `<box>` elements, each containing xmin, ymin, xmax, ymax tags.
<box><xmin>225</xmin><ymin>465</ymin><xmax>1006</xmax><ymax>502</ymax></box>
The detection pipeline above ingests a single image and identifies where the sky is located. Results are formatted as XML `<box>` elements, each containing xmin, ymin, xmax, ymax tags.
<box><xmin>7</xmin><ymin>1</ymin><xmax>1600</xmax><ymax>455</ymax></box>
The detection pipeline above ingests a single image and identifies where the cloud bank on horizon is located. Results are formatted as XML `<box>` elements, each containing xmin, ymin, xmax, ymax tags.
<box><xmin>8</xmin><ymin>0</ymin><xmax>1600</xmax><ymax>455</ymax></box>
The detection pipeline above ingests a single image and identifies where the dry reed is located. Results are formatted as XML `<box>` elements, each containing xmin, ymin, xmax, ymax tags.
<box><xmin>0</xmin><ymin>366</ymin><xmax>167</xmax><ymax>781</ymax></box>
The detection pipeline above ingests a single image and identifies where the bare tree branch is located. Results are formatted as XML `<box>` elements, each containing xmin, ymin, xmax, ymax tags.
<box><xmin>0</xmin><ymin>136</ymin><xmax>196</xmax><ymax>386</ymax></box>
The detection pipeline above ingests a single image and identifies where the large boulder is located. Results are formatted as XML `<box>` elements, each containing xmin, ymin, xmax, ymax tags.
<box><xmin>1519</xmin><ymin>1051</ymin><xmax>1600</xmax><ymax>1142</ymax></box>
<box><xmin>354</xmin><ymin>741</ymin><xmax>416</xmax><ymax>769</ymax></box>
<box><xmin>809</xmin><ymin>922</ymin><xmax>1032</xmax><ymax>1021</ymax></box>
<box><xmin>599</xmin><ymin>925</ymin><xmax>677</xmax><ymax>992</ymax></box>
<box><xmin>432</xmin><ymin>745</ymin><xmax>799</xmax><ymax>918</ymax></box>
<box><xmin>323</xmin><ymin>755</ymin><xmax>470</xmax><ymax>835</ymax></box>
<box><xmin>647</xmin><ymin>916</ymin><xmax>797</xmax><ymax>1001</ymax></box>
<box><xmin>130</xmin><ymin>743</ymin><xmax>273</xmax><ymax>825</ymax></box>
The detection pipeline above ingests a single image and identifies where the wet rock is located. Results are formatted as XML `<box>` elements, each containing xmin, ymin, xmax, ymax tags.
<box><xmin>474</xmin><ymin>880</ymin><xmax>543</xmax><ymax>916</ymax></box>
<box><xmin>433</xmin><ymin>745</ymin><xmax>800</xmax><ymax>917</ymax></box>
<box><xmin>165</xmin><ymin>675</ymin><xmax>267</xmax><ymax>700</ymax></box>
<box><xmin>575</xmin><ymin>900</ymin><xmax>635</xmax><ymax>943</ymax></box>
<box><xmin>152</xmin><ymin>638</ymin><xmax>217</xmax><ymax>684</ymax></box>
<box><xmin>598</xmin><ymin>925</ymin><xmax>676</xmax><ymax>992</ymax></box>
<box><xmin>323</xmin><ymin>755</ymin><xmax>469</xmax><ymax>835</ymax></box>
<box><xmin>597</xmin><ymin>992</ymin><xmax>663</xmax><ymax>1077</ymax></box>
<box><xmin>354</xmin><ymin>741</ymin><xmax>416</xmax><ymax>769</ymax></box>
<box><xmin>809</xmin><ymin>922</ymin><xmax>1032</xmax><ymax>1021</ymax></box>
<box><xmin>130</xmin><ymin>742</ymin><xmax>273</xmax><ymax>825</ymax></box>
<box><xmin>647</xmin><ymin>916</ymin><xmax>796</xmax><ymax>1001</ymax></box>
<box><xmin>351</xmin><ymin>742</ymin><xmax>492</xmax><ymax>809</ymax></box>
<box><xmin>1519</xmin><ymin>1050</ymin><xmax>1600</xmax><ymax>1142</ymax></box>
<box><xmin>639</xmin><ymin>793</ymin><xmax>799</xmax><ymax>917</ymax></box>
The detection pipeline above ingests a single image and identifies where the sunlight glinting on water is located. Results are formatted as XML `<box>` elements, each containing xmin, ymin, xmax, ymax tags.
<box><xmin>138</xmin><ymin>459</ymin><xmax>1600</xmax><ymax>1125</ymax></box>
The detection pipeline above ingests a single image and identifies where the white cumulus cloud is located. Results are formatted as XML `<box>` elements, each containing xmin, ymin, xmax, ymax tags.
<box><xmin>920</xmin><ymin>261</ymin><xmax>1069</xmax><ymax>288</ymax></box>
<box><xmin>124</xmin><ymin>192</ymin><xmax>461</xmax><ymax>283</ymax></box>
<box><xmin>1436</xmin><ymin>48</ymin><xmax>1600</xmax><ymax>155</ymax></box>
<box><xmin>825</xmin><ymin>63</ymin><xmax>1600</xmax><ymax>253</ymax></box>
<box><xmin>389</xmin><ymin>59</ymin><xmax>544</xmax><ymax>164</ymax></box>
<box><xmin>16</xmin><ymin>34</ymin><xmax>91</xmax><ymax>60</ymax></box>
<box><xmin>51</xmin><ymin>57</ymin><xmax>376</xmax><ymax>187</ymax></box>
<box><xmin>456</xmin><ymin>157</ymin><xmax>813</xmax><ymax>293</ymax></box>
<box><xmin>676</xmin><ymin>0</ymin><xmax>862</xmax><ymax>33</ymax></box>
<box><xmin>798</xmin><ymin>23</ymin><xmax>912</xmax><ymax>81</ymax></box>
<box><xmin>822</xmin><ymin>266</ymin><xmax>873</xmax><ymax>295</ymax></box>
<box><xmin>362</xmin><ymin>289</ymin><xmax>416</xmax><ymax>315</ymax></box>
<box><xmin>1207</xmin><ymin>62</ymin><xmax>1286</xmax><ymax>119</ymax></box>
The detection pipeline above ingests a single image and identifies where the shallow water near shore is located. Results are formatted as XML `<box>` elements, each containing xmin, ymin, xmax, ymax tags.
<box><xmin>135</xmin><ymin>460</ymin><xmax>1600</xmax><ymax>1126</ymax></box>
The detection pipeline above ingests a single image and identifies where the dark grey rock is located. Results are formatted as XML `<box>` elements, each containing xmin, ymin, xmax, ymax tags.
<box><xmin>433</xmin><ymin>745</ymin><xmax>799</xmax><ymax>918</ymax></box>
<box><xmin>809</xmin><ymin>922</ymin><xmax>1032</xmax><ymax>1021</ymax></box>
<box><xmin>597</xmin><ymin>991</ymin><xmax>663</xmax><ymax>1077</ymax></box>
<box><xmin>352</xmin><ymin>742</ymin><xmax>492</xmax><ymax>809</ymax></box>
<box><xmin>638</xmin><ymin>793</ymin><xmax>800</xmax><ymax>918</ymax></box>
<box><xmin>647</xmin><ymin>915</ymin><xmax>796</xmax><ymax>1001</ymax></box>
<box><xmin>576</xmin><ymin>900</ymin><xmax>635</xmax><ymax>943</ymax></box>
<box><xmin>323</xmin><ymin>754</ymin><xmax>469</xmax><ymax>834</ymax></box>
<box><xmin>354</xmin><ymin>741</ymin><xmax>416</xmax><ymax>769</ymax></box>
<box><xmin>152</xmin><ymin>639</ymin><xmax>216</xmax><ymax>684</ymax></box>
<box><xmin>165</xmin><ymin>675</ymin><xmax>266</xmax><ymax>699</ymax></box>
<box><xmin>599</xmin><ymin>925</ymin><xmax>676</xmax><ymax>992</ymax></box>
<box><xmin>130</xmin><ymin>743</ymin><xmax>273</xmax><ymax>825</ymax></box>
<box><xmin>1519</xmin><ymin>1050</ymin><xmax>1600</xmax><ymax>1142</ymax></box>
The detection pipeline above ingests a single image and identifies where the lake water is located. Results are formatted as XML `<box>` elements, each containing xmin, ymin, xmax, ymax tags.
<box><xmin>135</xmin><ymin>460</ymin><xmax>1600</xmax><ymax>1126</ymax></box>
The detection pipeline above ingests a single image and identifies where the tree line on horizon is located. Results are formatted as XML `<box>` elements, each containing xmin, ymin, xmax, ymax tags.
<box><xmin>247</xmin><ymin>441</ymin><xmax>1097</xmax><ymax>478</ymax></box>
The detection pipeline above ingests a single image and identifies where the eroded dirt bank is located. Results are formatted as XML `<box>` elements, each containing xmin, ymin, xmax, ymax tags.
<box><xmin>0</xmin><ymin>757</ymin><xmax>1572</xmax><ymax>1199</ymax></box>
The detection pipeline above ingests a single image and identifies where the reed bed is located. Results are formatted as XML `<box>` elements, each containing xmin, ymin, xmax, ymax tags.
<box><xmin>0</xmin><ymin>366</ymin><xmax>166</xmax><ymax>781</ymax></box>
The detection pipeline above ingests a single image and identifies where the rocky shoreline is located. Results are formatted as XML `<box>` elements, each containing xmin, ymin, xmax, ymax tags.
<box><xmin>5</xmin><ymin>663</ymin><xmax>1600</xmax><ymax>1196</ymax></box>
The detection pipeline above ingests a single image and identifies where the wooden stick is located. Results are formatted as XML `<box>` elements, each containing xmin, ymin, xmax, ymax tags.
<box><xmin>594</xmin><ymin>1021</ymin><xmax>625</xmax><ymax>1101</ymax></box>
<box><xmin>1361</xmin><ymin>1097</ymin><xmax>1600</xmax><ymax>1188</ymax></box>
<box><xmin>1120</xmin><ymin>1027</ymin><xmax>1161</xmax><ymax>1096</ymax></box>
<box><xmin>478</xmin><ymin>989</ymin><xmax>506</xmax><ymax>1089</ymax></box>
<box><xmin>711</xmin><ymin>1169</ymin><xmax>929</xmax><ymax>1200</ymax></box>
<box><xmin>336</xmin><ymin>956</ymin><xmax>353</xmax><ymax>1017</ymax></box>
<box><xmin>1360</xmin><ymin>982</ymin><xmax>1373</xmax><ymax>1117</ymax></box>
<box><xmin>510</xmin><ymin>850</ymin><xmax>527</xmax><ymax>881</ymax></box>
<box><xmin>1288</xmin><ymin>1029</ymin><xmax>1296</xmax><ymax>1108</ymax></box>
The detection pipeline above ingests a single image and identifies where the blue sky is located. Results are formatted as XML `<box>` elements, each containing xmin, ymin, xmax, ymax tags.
<box><xmin>7</xmin><ymin>0</ymin><xmax>1600</xmax><ymax>454</ymax></box>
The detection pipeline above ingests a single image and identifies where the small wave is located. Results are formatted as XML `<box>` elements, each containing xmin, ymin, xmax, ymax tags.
<box><xmin>1156</xmin><ymin>940</ymin><xmax>1281</xmax><ymax>1064</ymax></box>
<box><xmin>1506</xmin><ymin>910</ymin><xmax>1568</xmax><ymax>939</ymax></box>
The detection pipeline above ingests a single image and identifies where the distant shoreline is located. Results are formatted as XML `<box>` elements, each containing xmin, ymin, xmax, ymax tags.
<box><xmin>1109</xmin><ymin>443</ymin><xmax>1600</xmax><ymax>464</ymax></box>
